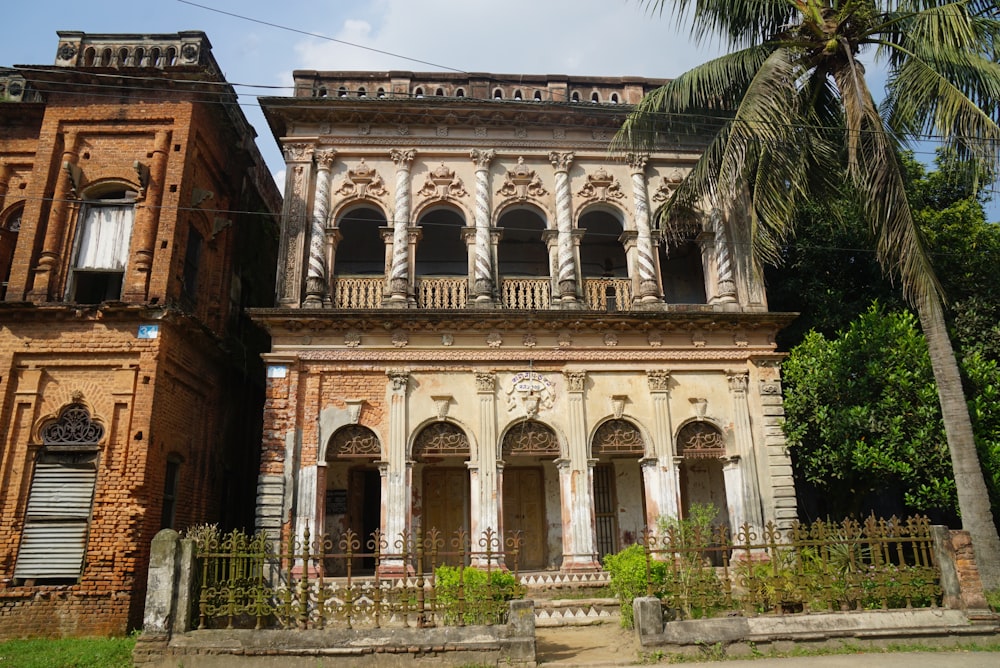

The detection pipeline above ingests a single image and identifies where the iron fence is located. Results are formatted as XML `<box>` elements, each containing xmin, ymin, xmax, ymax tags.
<box><xmin>193</xmin><ymin>526</ymin><xmax>525</xmax><ymax>631</ymax></box>
<box><xmin>641</xmin><ymin>515</ymin><xmax>941</xmax><ymax>619</ymax></box>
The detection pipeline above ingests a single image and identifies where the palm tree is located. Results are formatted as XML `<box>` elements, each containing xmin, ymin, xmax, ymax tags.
<box><xmin>615</xmin><ymin>0</ymin><xmax>1000</xmax><ymax>589</ymax></box>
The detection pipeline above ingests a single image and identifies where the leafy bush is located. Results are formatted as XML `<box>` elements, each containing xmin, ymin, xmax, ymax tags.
<box><xmin>603</xmin><ymin>543</ymin><xmax>666</xmax><ymax>629</ymax></box>
<box><xmin>434</xmin><ymin>565</ymin><xmax>522</xmax><ymax>625</ymax></box>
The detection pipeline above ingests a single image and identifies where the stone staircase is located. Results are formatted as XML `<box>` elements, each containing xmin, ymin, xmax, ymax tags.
<box><xmin>518</xmin><ymin>570</ymin><xmax>621</xmax><ymax>627</ymax></box>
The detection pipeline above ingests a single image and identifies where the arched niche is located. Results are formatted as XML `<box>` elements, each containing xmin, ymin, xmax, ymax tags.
<box><xmin>497</xmin><ymin>204</ymin><xmax>549</xmax><ymax>277</ymax></box>
<box><xmin>676</xmin><ymin>420</ymin><xmax>730</xmax><ymax>531</ymax></box>
<box><xmin>334</xmin><ymin>205</ymin><xmax>388</xmax><ymax>275</ymax></box>
<box><xmin>415</xmin><ymin>206</ymin><xmax>467</xmax><ymax>276</ymax></box>
<box><xmin>578</xmin><ymin>207</ymin><xmax>627</xmax><ymax>279</ymax></box>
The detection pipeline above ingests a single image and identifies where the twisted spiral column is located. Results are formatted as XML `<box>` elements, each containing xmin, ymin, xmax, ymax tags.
<box><xmin>713</xmin><ymin>208</ymin><xmax>737</xmax><ymax>302</ymax></box>
<box><xmin>549</xmin><ymin>151</ymin><xmax>577</xmax><ymax>301</ymax></box>
<box><xmin>388</xmin><ymin>149</ymin><xmax>416</xmax><ymax>304</ymax></box>
<box><xmin>304</xmin><ymin>148</ymin><xmax>335</xmax><ymax>307</ymax></box>
<box><xmin>471</xmin><ymin>149</ymin><xmax>496</xmax><ymax>300</ymax></box>
<box><xmin>628</xmin><ymin>154</ymin><xmax>660</xmax><ymax>301</ymax></box>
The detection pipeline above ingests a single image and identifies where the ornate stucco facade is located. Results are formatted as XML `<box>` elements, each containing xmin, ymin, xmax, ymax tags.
<box><xmin>253</xmin><ymin>72</ymin><xmax>797</xmax><ymax>572</ymax></box>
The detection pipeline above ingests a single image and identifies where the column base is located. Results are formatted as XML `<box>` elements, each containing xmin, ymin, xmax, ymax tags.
<box><xmin>560</xmin><ymin>555</ymin><xmax>602</xmax><ymax>573</ymax></box>
<box><xmin>382</xmin><ymin>295</ymin><xmax>410</xmax><ymax>309</ymax></box>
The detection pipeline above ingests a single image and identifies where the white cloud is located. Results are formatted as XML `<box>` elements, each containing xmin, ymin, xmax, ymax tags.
<box><xmin>292</xmin><ymin>0</ymin><xmax>724</xmax><ymax>78</ymax></box>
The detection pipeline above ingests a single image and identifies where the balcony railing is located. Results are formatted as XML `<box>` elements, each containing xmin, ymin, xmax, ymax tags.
<box><xmin>500</xmin><ymin>278</ymin><xmax>551</xmax><ymax>310</ymax></box>
<box><xmin>332</xmin><ymin>276</ymin><xmax>384</xmax><ymax>309</ymax></box>
<box><xmin>416</xmin><ymin>276</ymin><xmax>468</xmax><ymax>309</ymax></box>
<box><xmin>583</xmin><ymin>278</ymin><xmax>632</xmax><ymax>312</ymax></box>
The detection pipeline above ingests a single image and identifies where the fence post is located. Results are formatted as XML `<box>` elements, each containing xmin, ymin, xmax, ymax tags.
<box><xmin>143</xmin><ymin>529</ymin><xmax>180</xmax><ymax>636</ymax></box>
<box><xmin>931</xmin><ymin>525</ymin><xmax>989</xmax><ymax>611</ymax></box>
<box><xmin>633</xmin><ymin>596</ymin><xmax>663</xmax><ymax>645</ymax></box>
<box><xmin>172</xmin><ymin>538</ymin><xmax>197</xmax><ymax>635</ymax></box>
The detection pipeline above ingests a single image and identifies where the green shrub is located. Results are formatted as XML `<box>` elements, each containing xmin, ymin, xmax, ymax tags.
<box><xmin>434</xmin><ymin>565</ymin><xmax>522</xmax><ymax>625</ymax></box>
<box><xmin>603</xmin><ymin>543</ymin><xmax>666</xmax><ymax>629</ymax></box>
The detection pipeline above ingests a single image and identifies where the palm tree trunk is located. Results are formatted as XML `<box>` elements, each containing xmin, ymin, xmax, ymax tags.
<box><xmin>918</xmin><ymin>291</ymin><xmax>1000</xmax><ymax>591</ymax></box>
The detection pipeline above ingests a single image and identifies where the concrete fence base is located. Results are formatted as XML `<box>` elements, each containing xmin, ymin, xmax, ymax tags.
<box><xmin>134</xmin><ymin>529</ymin><xmax>536</xmax><ymax>667</ymax></box>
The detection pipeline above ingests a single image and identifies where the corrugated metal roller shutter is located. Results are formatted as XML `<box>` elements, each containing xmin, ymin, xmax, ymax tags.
<box><xmin>14</xmin><ymin>461</ymin><xmax>97</xmax><ymax>580</ymax></box>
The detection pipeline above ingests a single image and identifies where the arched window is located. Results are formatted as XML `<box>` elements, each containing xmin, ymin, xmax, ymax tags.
<box><xmin>677</xmin><ymin>421</ymin><xmax>726</xmax><ymax>459</ymax></box>
<box><xmin>502</xmin><ymin>421</ymin><xmax>559</xmax><ymax>457</ymax></box>
<box><xmin>316</xmin><ymin>86</ymin><xmax>328</xmax><ymax>98</ymax></box>
<box><xmin>357</xmin><ymin>87</ymin><xmax>366</xmax><ymax>97</ymax></box>
<box><xmin>377</xmin><ymin>87</ymin><xmax>386</xmax><ymax>98</ymax></box>
<box><xmin>70</xmin><ymin>185</ymin><xmax>138</xmax><ymax>303</ymax></box>
<box><xmin>413</xmin><ymin>422</ymin><xmax>470</xmax><ymax>459</ymax></box>
<box><xmin>455</xmin><ymin>88</ymin><xmax>465</xmax><ymax>98</ymax></box>
<box><xmin>571</xmin><ymin>91</ymin><xmax>581</xmax><ymax>102</ymax></box>
<box><xmin>592</xmin><ymin>419</ymin><xmax>645</xmax><ymax>456</ymax></box>
<box><xmin>610</xmin><ymin>93</ymin><xmax>619</xmax><ymax>104</ymax></box>
<box><xmin>14</xmin><ymin>402</ymin><xmax>103</xmax><ymax>582</ymax></box>
<box><xmin>660</xmin><ymin>225</ymin><xmax>707</xmax><ymax>304</ymax></box>
<box><xmin>338</xmin><ymin>86</ymin><xmax>348</xmax><ymax>97</ymax></box>
<box><xmin>513</xmin><ymin>89</ymin><xmax>523</xmax><ymax>101</ymax></box>
<box><xmin>435</xmin><ymin>87</ymin><xmax>445</xmax><ymax>96</ymax></box>
<box><xmin>590</xmin><ymin>91</ymin><xmax>600</xmax><ymax>103</ymax></box>
<box><xmin>533</xmin><ymin>90</ymin><xmax>543</xmax><ymax>101</ymax></box>
<box><xmin>1</xmin><ymin>202</ymin><xmax>23</xmax><ymax>300</ymax></box>
<box><xmin>328</xmin><ymin>425</ymin><xmax>381</xmax><ymax>460</ymax></box>
<box><xmin>415</xmin><ymin>208</ymin><xmax>467</xmax><ymax>277</ymax></box>
<box><xmin>493</xmin><ymin>88</ymin><xmax>504</xmax><ymax>100</ymax></box>
<box><xmin>414</xmin><ymin>87</ymin><xmax>424</xmax><ymax>98</ymax></box>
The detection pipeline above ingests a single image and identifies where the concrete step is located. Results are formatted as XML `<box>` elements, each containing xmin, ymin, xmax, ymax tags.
<box><xmin>532</xmin><ymin>597</ymin><xmax>621</xmax><ymax>627</ymax></box>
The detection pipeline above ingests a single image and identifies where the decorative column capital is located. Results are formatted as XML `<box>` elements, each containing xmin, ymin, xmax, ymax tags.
<box><xmin>474</xmin><ymin>371</ymin><xmax>495</xmax><ymax>393</ymax></box>
<box><xmin>470</xmin><ymin>148</ymin><xmax>496</xmax><ymax>169</ymax></box>
<box><xmin>283</xmin><ymin>142</ymin><xmax>314</xmax><ymax>163</ymax></box>
<box><xmin>548</xmin><ymin>151</ymin><xmax>575</xmax><ymax>172</ymax></box>
<box><xmin>390</xmin><ymin>148</ymin><xmax>417</xmax><ymax>167</ymax></box>
<box><xmin>314</xmin><ymin>148</ymin><xmax>337</xmax><ymax>170</ymax></box>
<box><xmin>564</xmin><ymin>371</ymin><xmax>586</xmax><ymax>393</ymax></box>
<box><xmin>387</xmin><ymin>369</ymin><xmax>410</xmax><ymax>393</ymax></box>
<box><xmin>727</xmin><ymin>370</ymin><xmax>749</xmax><ymax>393</ymax></box>
<box><xmin>626</xmin><ymin>153</ymin><xmax>648</xmax><ymax>173</ymax></box>
<box><xmin>647</xmin><ymin>370</ymin><xmax>671</xmax><ymax>392</ymax></box>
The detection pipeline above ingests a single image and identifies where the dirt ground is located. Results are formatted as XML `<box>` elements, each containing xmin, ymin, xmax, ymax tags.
<box><xmin>536</xmin><ymin>623</ymin><xmax>643</xmax><ymax>666</ymax></box>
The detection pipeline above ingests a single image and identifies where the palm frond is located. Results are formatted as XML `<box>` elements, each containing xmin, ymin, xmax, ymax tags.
<box><xmin>637</xmin><ymin>0</ymin><xmax>798</xmax><ymax>49</ymax></box>
<box><xmin>834</xmin><ymin>61</ymin><xmax>942</xmax><ymax>306</ymax></box>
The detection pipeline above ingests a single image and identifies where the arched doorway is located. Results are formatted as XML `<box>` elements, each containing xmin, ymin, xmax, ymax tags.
<box><xmin>332</xmin><ymin>206</ymin><xmax>387</xmax><ymax>308</ymax></box>
<box><xmin>591</xmin><ymin>419</ymin><xmax>646</xmax><ymax>560</ymax></box>
<box><xmin>496</xmin><ymin>206</ymin><xmax>549</xmax><ymax>309</ymax></box>
<box><xmin>676</xmin><ymin>421</ymin><xmax>730</xmax><ymax>533</ymax></box>
<box><xmin>325</xmin><ymin>425</ymin><xmax>382</xmax><ymax>571</ymax></box>
<box><xmin>501</xmin><ymin>420</ymin><xmax>560</xmax><ymax>570</ymax></box>
<box><xmin>579</xmin><ymin>208</ymin><xmax>629</xmax><ymax>310</ymax></box>
<box><xmin>659</xmin><ymin>230</ymin><xmax>707</xmax><ymax>304</ymax></box>
<box><xmin>412</xmin><ymin>421</ymin><xmax>471</xmax><ymax>565</ymax></box>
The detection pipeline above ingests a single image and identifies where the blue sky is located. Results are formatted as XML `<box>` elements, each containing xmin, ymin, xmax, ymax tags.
<box><xmin>3</xmin><ymin>0</ymin><xmax>996</xmax><ymax>222</ymax></box>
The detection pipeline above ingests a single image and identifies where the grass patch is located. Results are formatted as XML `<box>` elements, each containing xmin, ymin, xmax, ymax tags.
<box><xmin>985</xmin><ymin>588</ymin><xmax>1000</xmax><ymax>612</ymax></box>
<box><xmin>0</xmin><ymin>635</ymin><xmax>135</xmax><ymax>668</ymax></box>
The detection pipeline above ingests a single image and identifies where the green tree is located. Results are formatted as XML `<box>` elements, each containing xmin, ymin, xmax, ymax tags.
<box><xmin>616</xmin><ymin>0</ymin><xmax>1000</xmax><ymax>588</ymax></box>
<box><xmin>784</xmin><ymin>305</ymin><xmax>956</xmax><ymax>518</ymax></box>
<box><xmin>783</xmin><ymin>305</ymin><xmax>1000</xmax><ymax>525</ymax></box>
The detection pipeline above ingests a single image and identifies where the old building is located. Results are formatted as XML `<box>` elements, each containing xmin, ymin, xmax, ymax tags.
<box><xmin>0</xmin><ymin>32</ymin><xmax>280</xmax><ymax>636</ymax></box>
<box><xmin>253</xmin><ymin>72</ymin><xmax>797</xmax><ymax>574</ymax></box>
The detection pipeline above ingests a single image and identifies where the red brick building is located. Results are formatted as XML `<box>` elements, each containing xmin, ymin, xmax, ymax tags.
<box><xmin>0</xmin><ymin>32</ymin><xmax>280</xmax><ymax>637</ymax></box>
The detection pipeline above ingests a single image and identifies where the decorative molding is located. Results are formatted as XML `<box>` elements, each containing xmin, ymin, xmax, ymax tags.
<box><xmin>548</xmin><ymin>151</ymin><xmax>574</xmax><ymax>171</ymax></box>
<box><xmin>344</xmin><ymin>399</ymin><xmax>364</xmax><ymax>424</ymax></box>
<box><xmin>593</xmin><ymin>418</ymin><xmax>644</xmax><ymax>454</ymax></box>
<box><xmin>417</xmin><ymin>163</ymin><xmax>467</xmax><ymax>199</ymax></box>
<box><xmin>727</xmin><ymin>371</ymin><xmax>749</xmax><ymax>393</ymax></box>
<box><xmin>391</xmin><ymin>330</ymin><xmax>409</xmax><ymax>348</ymax></box>
<box><xmin>690</xmin><ymin>397</ymin><xmax>708</xmax><ymax>418</ymax></box>
<box><xmin>430</xmin><ymin>395</ymin><xmax>453</xmax><ymax>420</ymax></box>
<box><xmin>389</xmin><ymin>148</ymin><xmax>417</xmax><ymax>166</ymax></box>
<box><xmin>505</xmin><ymin>371</ymin><xmax>555</xmax><ymax>418</ymax></box>
<box><xmin>496</xmin><ymin>157</ymin><xmax>547</xmax><ymax>200</ymax></box>
<box><xmin>335</xmin><ymin>159</ymin><xmax>387</xmax><ymax>199</ymax></box>
<box><xmin>564</xmin><ymin>370</ymin><xmax>586</xmax><ymax>392</ymax></box>
<box><xmin>522</xmin><ymin>332</ymin><xmax>537</xmax><ymax>348</ymax></box>
<box><xmin>314</xmin><ymin>148</ymin><xmax>337</xmax><ymax>169</ymax></box>
<box><xmin>283</xmin><ymin>143</ymin><xmax>313</xmax><ymax>162</ymax></box>
<box><xmin>610</xmin><ymin>395</ymin><xmax>628</xmax><ymax>420</ymax></box>
<box><xmin>576</xmin><ymin>167</ymin><xmax>625</xmax><ymax>201</ymax></box>
<box><xmin>441</xmin><ymin>333</ymin><xmax>455</xmax><ymax>346</ymax></box>
<box><xmin>297</xmin><ymin>349</ymin><xmax>766</xmax><ymax>362</ymax></box>
<box><xmin>486</xmin><ymin>331</ymin><xmax>503</xmax><ymax>348</ymax></box>
<box><xmin>647</xmin><ymin>370</ymin><xmax>671</xmax><ymax>392</ymax></box>
<box><xmin>344</xmin><ymin>331</ymin><xmax>361</xmax><ymax>347</ymax></box>
<box><xmin>414</xmin><ymin>421</ymin><xmax>469</xmax><ymax>456</ymax></box>
<box><xmin>470</xmin><ymin>148</ymin><xmax>496</xmax><ymax>169</ymax></box>
<box><xmin>603</xmin><ymin>332</ymin><xmax>619</xmax><ymax>347</ymax></box>
<box><xmin>760</xmin><ymin>381</ymin><xmax>781</xmax><ymax>396</ymax></box>
<box><xmin>502</xmin><ymin>420</ymin><xmax>559</xmax><ymax>457</ymax></box>
<box><xmin>474</xmin><ymin>371</ymin><xmax>495</xmax><ymax>393</ymax></box>
<box><xmin>647</xmin><ymin>331</ymin><xmax>663</xmax><ymax>347</ymax></box>
<box><xmin>387</xmin><ymin>369</ymin><xmax>409</xmax><ymax>392</ymax></box>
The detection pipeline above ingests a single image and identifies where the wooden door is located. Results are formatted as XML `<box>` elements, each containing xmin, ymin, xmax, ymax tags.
<box><xmin>422</xmin><ymin>468</ymin><xmax>469</xmax><ymax>565</ymax></box>
<box><xmin>348</xmin><ymin>468</ymin><xmax>381</xmax><ymax>571</ymax></box>
<box><xmin>503</xmin><ymin>468</ymin><xmax>546</xmax><ymax>570</ymax></box>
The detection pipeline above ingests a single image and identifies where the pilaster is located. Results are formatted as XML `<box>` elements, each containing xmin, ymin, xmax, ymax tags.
<box><xmin>276</xmin><ymin>143</ymin><xmax>314</xmax><ymax>307</ymax></box>
<box><xmin>124</xmin><ymin>129</ymin><xmax>171</xmax><ymax>301</ymax></box>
